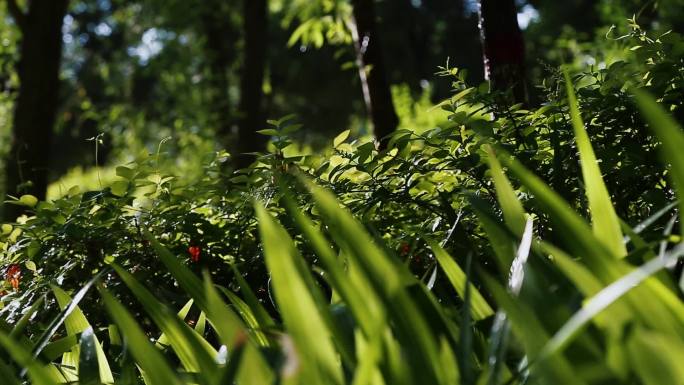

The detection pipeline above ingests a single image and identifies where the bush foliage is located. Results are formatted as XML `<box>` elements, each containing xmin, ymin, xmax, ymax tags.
<box><xmin>0</xmin><ymin>24</ymin><xmax>682</xmax><ymax>385</ymax></box>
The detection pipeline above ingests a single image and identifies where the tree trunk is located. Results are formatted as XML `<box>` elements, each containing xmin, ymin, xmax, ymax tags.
<box><xmin>4</xmin><ymin>0</ymin><xmax>69</xmax><ymax>221</ymax></box>
<box><xmin>201</xmin><ymin>0</ymin><xmax>238</xmax><ymax>143</ymax></box>
<box><xmin>235</xmin><ymin>0</ymin><xmax>268</xmax><ymax>168</ymax></box>
<box><xmin>350</xmin><ymin>0</ymin><xmax>398</xmax><ymax>150</ymax></box>
<box><xmin>477</xmin><ymin>0</ymin><xmax>527</xmax><ymax>105</ymax></box>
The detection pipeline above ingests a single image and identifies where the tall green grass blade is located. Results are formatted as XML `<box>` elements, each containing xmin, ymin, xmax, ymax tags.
<box><xmin>217</xmin><ymin>286</ymin><xmax>270</xmax><ymax>346</ymax></box>
<box><xmin>9</xmin><ymin>295</ymin><xmax>45</xmax><ymax>339</ymax></box>
<box><xmin>78</xmin><ymin>327</ymin><xmax>100</xmax><ymax>385</ymax></box>
<box><xmin>51</xmin><ymin>285</ymin><xmax>114</xmax><ymax>384</ymax></box>
<box><xmin>633</xmin><ymin>89</ymin><xmax>684</xmax><ymax>238</ymax></box>
<box><xmin>231</xmin><ymin>264</ymin><xmax>275</xmax><ymax>328</ymax></box>
<box><xmin>304</xmin><ymin>180</ymin><xmax>451</xmax><ymax>384</ymax></box>
<box><xmin>111</xmin><ymin>263</ymin><xmax>218</xmax><ymax>381</ymax></box>
<box><xmin>0</xmin><ymin>358</ymin><xmax>21</xmax><ymax>385</ymax></box>
<box><xmin>484</xmin><ymin>276</ymin><xmax>585</xmax><ymax>385</ymax></box>
<box><xmin>30</xmin><ymin>270</ymin><xmax>107</xmax><ymax>362</ymax></box>
<box><xmin>497</xmin><ymin>149</ymin><xmax>624</xmax><ymax>275</ymax></box>
<box><xmin>457</xmin><ymin>254</ymin><xmax>474</xmax><ymax>385</ymax></box>
<box><xmin>156</xmin><ymin>299</ymin><xmax>193</xmax><ymax>349</ymax></box>
<box><xmin>143</xmin><ymin>230</ymin><xmax>248</xmax><ymax>353</ymax></box>
<box><xmin>564</xmin><ymin>69</ymin><xmax>626</xmax><ymax>258</ymax></box>
<box><xmin>283</xmin><ymin>194</ymin><xmax>382</xmax><ymax>338</ymax></box>
<box><xmin>256</xmin><ymin>203</ymin><xmax>344</xmax><ymax>385</ymax></box>
<box><xmin>0</xmin><ymin>332</ymin><xmax>58</xmax><ymax>385</ymax></box>
<box><xmin>98</xmin><ymin>286</ymin><xmax>183</xmax><ymax>385</ymax></box>
<box><xmin>627</xmin><ymin>328</ymin><xmax>684</xmax><ymax>385</ymax></box>
<box><xmin>468</xmin><ymin>195</ymin><xmax>518</xmax><ymax>271</ymax></box>
<box><xmin>429</xmin><ymin>241</ymin><xmax>493</xmax><ymax>320</ymax></box>
<box><xmin>41</xmin><ymin>335</ymin><xmax>77</xmax><ymax>362</ymax></box>
<box><xmin>201</xmin><ymin>272</ymin><xmax>274</xmax><ymax>385</ymax></box>
<box><xmin>484</xmin><ymin>144</ymin><xmax>526</xmax><ymax>235</ymax></box>
<box><xmin>538</xmin><ymin>242</ymin><xmax>684</xmax><ymax>362</ymax></box>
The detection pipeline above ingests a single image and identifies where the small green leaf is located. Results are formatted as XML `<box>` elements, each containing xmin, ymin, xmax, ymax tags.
<box><xmin>110</xmin><ymin>181</ymin><xmax>129</xmax><ymax>197</ymax></box>
<box><xmin>25</xmin><ymin>260</ymin><xmax>36</xmax><ymax>272</ymax></box>
<box><xmin>18</xmin><ymin>194</ymin><xmax>38</xmax><ymax>207</ymax></box>
<box><xmin>333</xmin><ymin>129</ymin><xmax>350</xmax><ymax>147</ymax></box>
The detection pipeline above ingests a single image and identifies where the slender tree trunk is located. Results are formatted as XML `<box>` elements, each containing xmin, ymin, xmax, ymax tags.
<box><xmin>350</xmin><ymin>0</ymin><xmax>398</xmax><ymax>150</ymax></box>
<box><xmin>235</xmin><ymin>0</ymin><xmax>268</xmax><ymax>168</ymax></box>
<box><xmin>4</xmin><ymin>0</ymin><xmax>69</xmax><ymax>221</ymax></box>
<box><xmin>201</xmin><ymin>0</ymin><xmax>238</xmax><ymax>143</ymax></box>
<box><xmin>477</xmin><ymin>0</ymin><xmax>527</xmax><ymax>105</ymax></box>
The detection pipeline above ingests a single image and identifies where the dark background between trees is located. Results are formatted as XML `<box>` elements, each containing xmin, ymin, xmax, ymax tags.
<box><xmin>0</xmin><ymin>0</ymin><xmax>682</xmax><ymax>220</ymax></box>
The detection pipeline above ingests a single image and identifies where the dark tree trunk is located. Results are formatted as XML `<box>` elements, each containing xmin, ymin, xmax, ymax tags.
<box><xmin>4</xmin><ymin>0</ymin><xmax>69</xmax><ymax>221</ymax></box>
<box><xmin>477</xmin><ymin>0</ymin><xmax>527</xmax><ymax>105</ymax></box>
<box><xmin>350</xmin><ymin>0</ymin><xmax>398</xmax><ymax>150</ymax></box>
<box><xmin>201</xmin><ymin>0</ymin><xmax>238</xmax><ymax>142</ymax></box>
<box><xmin>235</xmin><ymin>0</ymin><xmax>268</xmax><ymax>168</ymax></box>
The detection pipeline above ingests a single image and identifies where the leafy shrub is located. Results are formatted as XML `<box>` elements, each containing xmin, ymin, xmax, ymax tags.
<box><xmin>0</xmin><ymin>21</ymin><xmax>682</xmax><ymax>385</ymax></box>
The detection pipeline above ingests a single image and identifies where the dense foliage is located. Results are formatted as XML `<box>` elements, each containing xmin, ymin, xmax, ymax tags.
<box><xmin>0</xmin><ymin>18</ymin><xmax>681</xmax><ymax>384</ymax></box>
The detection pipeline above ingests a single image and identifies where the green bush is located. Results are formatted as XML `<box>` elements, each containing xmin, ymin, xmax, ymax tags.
<box><xmin>0</xmin><ymin>22</ymin><xmax>682</xmax><ymax>385</ymax></box>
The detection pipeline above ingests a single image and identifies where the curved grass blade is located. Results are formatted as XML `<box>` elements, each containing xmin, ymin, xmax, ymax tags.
<box><xmin>564</xmin><ymin>69</ymin><xmax>626</xmax><ymax>258</ymax></box>
<box><xmin>142</xmin><ymin>229</ymin><xmax>248</xmax><ymax>353</ymax></box>
<box><xmin>0</xmin><ymin>332</ymin><xmax>57</xmax><ymax>385</ymax></box>
<box><xmin>111</xmin><ymin>263</ymin><xmax>218</xmax><ymax>381</ymax></box>
<box><xmin>98</xmin><ymin>286</ymin><xmax>183</xmax><ymax>385</ymax></box>
<box><xmin>217</xmin><ymin>286</ymin><xmax>270</xmax><ymax>347</ymax></box>
<box><xmin>256</xmin><ymin>203</ymin><xmax>344</xmax><ymax>385</ymax></box>
<box><xmin>282</xmin><ymin>194</ymin><xmax>382</xmax><ymax>339</ymax></box>
<box><xmin>537</xmin><ymin>242</ymin><xmax>684</xmax><ymax>363</ymax></box>
<box><xmin>633</xmin><ymin>89</ymin><xmax>684</xmax><ymax>238</ymax></box>
<box><xmin>230</xmin><ymin>264</ymin><xmax>275</xmax><ymax>328</ymax></box>
<box><xmin>9</xmin><ymin>295</ymin><xmax>45</xmax><ymax>339</ymax></box>
<box><xmin>78</xmin><ymin>327</ymin><xmax>100</xmax><ymax>385</ymax></box>
<box><xmin>484</xmin><ymin>144</ymin><xmax>526</xmax><ymax>236</ymax></box>
<box><xmin>51</xmin><ymin>285</ymin><xmax>114</xmax><ymax>384</ymax></box>
<box><xmin>627</xmin><ymin>328</ymin><xmax>684</xmax><ymax>385</ymax></box>
<box><xmin>484</xmin><ymin>276</ymin><xmax>586</xmax><ymax>385</ymax></box>
<box><xmin>303</xmin><ymin>179</ymin><xmax>451</xmax><ymax>384</ymax></box>
<box><xmin>428</xmin><ymin>240</ymin><xmax>493</xmax><ymax>320</ymax></box>
<box><xmin>30</xmin><ymin>269</ymin><xmax>108</xmax><ymax>361</ymax></box>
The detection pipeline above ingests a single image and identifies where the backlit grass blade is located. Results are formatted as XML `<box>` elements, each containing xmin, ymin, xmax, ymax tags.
<box><xmin>230</xmin><ymin>264</ymin><xmax>275</xmax><ymax>328</ymax></box>
<box><xmin>30</xmin><ymin>270</ymin><xmax>107</xmax><ymax>362</ymax></box>
<box><xmin>496</xmin><ymin>149</ymin><xmax>615</xmax><ymax>270</ymax></box>
<box><xmin>484</xmin><ymin>144</ymin><xmax>526</xmax><ymax>236</ymax></box>
<box><xmin>633</xmin><ymin>89</ymin><xmax>684</xmax><ymax>239</ymax></box>
<box><xmin>51</xmin><ymin>285</ymin><xmax>114</xmax><ymax>384</ymax></box>
<box><xmin>283</xmin><ymin>194</ymin><xmax>382</xmax><ymax>338</ymax></box>
<box><xmin>564</xmin><ymin>69</ymin><xmax>626</xmax><ymax>258</ymax></box>
<box><xmin>78</xmin><ymin>327</ymin><xmax>100</xmax><ymax>385</ymax></box>
<box><xmin>484</xmin><ymin>276</ymin><xmax>585</xmax><ymax>385</ymax></box>
<box><xmin>304</xmin><ymin>180</ymin><xmax>450</xmax><ymax>384</ymax></box>
<box><xmin>627</xmin><ymin>328</ymin><xmax>684</xmax><ymax>385</ymax></box>
<box><xmin>217</xmin><ymin>286</ymin><xmax>270</xmax><ymax>346</ymax></box>
<box><xmin>201</xmin><ymin>272</ymin><xmax>274</xmax><ymax>385</ymax></box>
<box><xmin>111</xmin><ymin>263</ymin><xmax>218</xmax><ymax>381</ymax></box>
<box><xmin>0</xmin><ymin>358</ymin><xmax>21</xmax><ymax>385</ymax></box>
<box><xmin>143</xmin><ymin>229</ymin><xmax>248</xmax><ymax>352</ymax></box>
<box><xmin>537</xmin><ymin>242</ymin><xmax>684</xmax><ymax>362</ymax></box>
<box><xmin>9</xmin><ymin>295</ymin><xmax>45</xmax><ymax>339</ymax></box>
<box><xmin>428</xmin><ymin>240</ymin><xmax>493</xmax><ymax>320</ymax></box>
<box><xmin>468</xmin><ymin>195</ymin><xmax>518</xmax><ymax>271</ymax></box>
<box><xmin>156</xmin><ymin>299</ymin><xmax>194</xmax><ymax>349</ymax></box>
<box><xmin>256</xmin><ymin>202</ymin><xmax>344</xmax><ymax>385</ymax></box>
<box><xmin>98</xmin><ymin>286</ymin><xmax>183</xmax><ymax>385</ymax></box>
<box><xmin>0</xmin><ymin>332</ymin><xmax>57</xmax><ymax>385</ymax></box>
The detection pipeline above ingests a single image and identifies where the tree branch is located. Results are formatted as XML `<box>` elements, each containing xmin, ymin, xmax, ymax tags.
<box><xmin>5</xmin><ymin>0</ymin><xmax>27</xmax><ymax>31</ymax></box>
